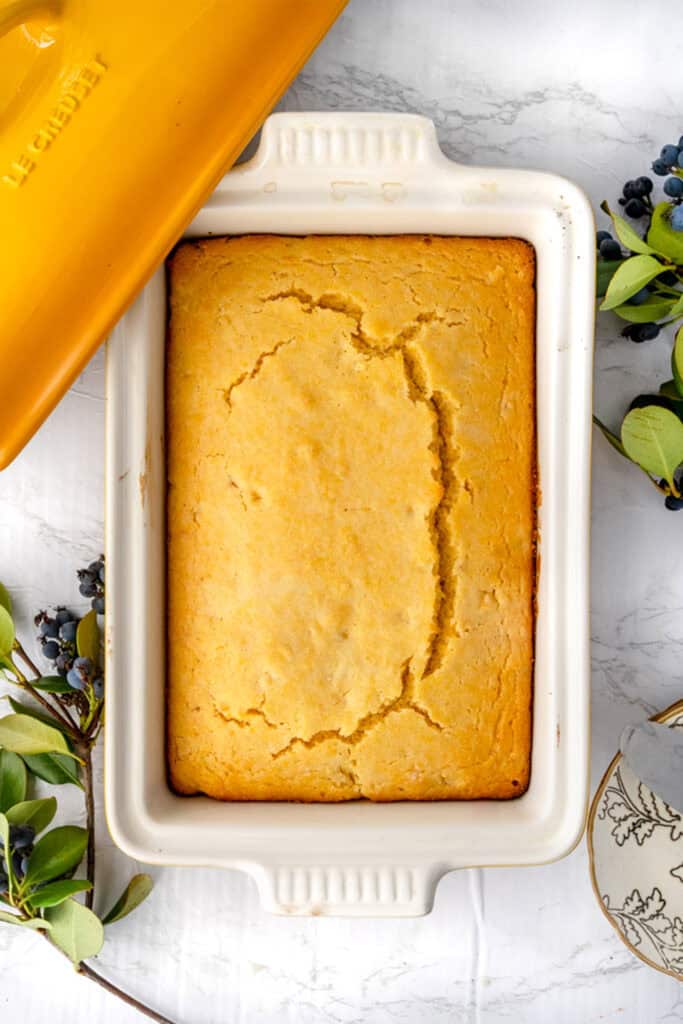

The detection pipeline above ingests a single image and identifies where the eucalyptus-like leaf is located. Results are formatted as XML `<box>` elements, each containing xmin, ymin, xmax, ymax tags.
<box><xmin>7</xmin><ymin>697</ymin><xmax>74</xmax><ymax>737</ymax></box>
<box><xmin>597</xmin><ymin>258</ymin><xmax>624</xmax><ymax>298</ymax></box>
<box><xmin>0</xmin><ymin>714</ymin><xmax>71</xmax><ymax>757</ymax></box>
<box><xmin>22</xmin><ymin>752</ymin><xmax>81</xmax><ymax>787</ymax></box>
<box><xmin>600</xmin><ymin>201</ymin><xmax>661</xmax><ymax>256</ymax></box>
<box><xmin>613</xmin><ymin>299</ymin><xmax>674</xmax><ymax>323</ymax></box>
<box><xmin>76</xmin><ymin>609</ymin><xmax>99</xmax><ymax>664</ymax></box>
<box><xmin>0</xmin><ymin>607</ymin><xmax>15</xmax><ymax>658</ymax></box>
<box><xmin>0</xmin><ymin>910</ymin><xmax>52</xmax><ymax>930</ymax></box>
<box><xmin>102</xmin><ymin>873</ymin><xmax>153</xmax><ymax>925</ymax></box>
<box><xmin>46</xmin><ymin>897</ymin><xmax>104</xmax><ymax>964</ymax></box>
<box><xmin>31</xmin><ymin>676</ymin><xmax>76</xmax><ymax>694</ymax></box>
<box><xmin>647</xmin><ymin>202</ymin><xmax>683</xmax><ymax>264</ymax></box>
<box><xmin>24</xmin><ymin>825</ymin><xmax>88</xmax><ymax>887</ymax></box>
<box><xmin>672</xmin><ymin>326</ymin><xmax>683</xmax><ymax>398</ymax></box>
<box><xmin>27</xmin><ymin>879</ymin><xmax>92</xmax><ymax>909</ymax></box>
<box><xmin>601</xmin><ymin>255</ymin><xmax>672</xmax><ymax>311</ymax></box>
<box><xmin>0</xmin><ymin>750</ymin><xmax>27</xmax><ymax>813</ymax></box>
<box><xmin>621</xmin><ymin>405</ymin><xmax>683</xmax><ymax>488</ymax></box>
<box><xmin>0</xmin><ymin>583</ymin><xmax>12</xmax><ymax>615</ymax></box>
<box><xmin>6</xmin><ymin>797</ymin><xmax>57</xmax><ymax>834</ymax></box>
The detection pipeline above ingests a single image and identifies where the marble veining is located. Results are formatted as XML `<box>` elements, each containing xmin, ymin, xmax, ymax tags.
<box><xmin>1</xmin><ymin>0</ymin><xmax>683</xmax><ymax>1019</ymax></box>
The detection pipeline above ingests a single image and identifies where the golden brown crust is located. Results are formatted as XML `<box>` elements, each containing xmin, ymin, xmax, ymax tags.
<box><xmin>167</xmin><ymin>235</ymin><xmax>535</xmax><ymax>801</ymax></box>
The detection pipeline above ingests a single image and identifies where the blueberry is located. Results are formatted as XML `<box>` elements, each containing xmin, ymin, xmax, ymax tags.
<box><xmin>679</xmin><ymin>152</ymin><xmax>683</xmax><ymax>170</ymax></box>
<box><xmin>624</xmin><ymin>198</ymin><xmax>647</xmax><ymax>218</ymax></box>
<box><xmin>92</xmin><ymin>596</ymin><xmax>105</xmax><ymax>615</ymax></box>
<box><xmin>66</xmin><ymin>667</ymin><xmax>85</xmax><ymax>691</ymax></box>
<box><xmin>665</xmin><ymin>494</ymin><xmax>683</xmax><ymax>510</ymax></box>
<box><xmin>635</xmin><ymin>175</ymin><xmax>653</xmax><ymax>195</ymax></box>
<box><xmin>623</xmin><ymin>180</ymin><xmax>639</xmax><ymax>199</ymax></box>
<box><xmin>10</xmin><ymin>825</ymin><xmax>35</xmax><ymax>851</ymax></box>
<box><xmin>599</xmin><ymin>238</ymin><xmax>622</xmax><ymax>260</ymax></box>
<box><xmin>661</xmin><ymin>144</ymin><xmax>680</xmax><ymax>165</ymax></box>
<box><xmin>628</xmin><ymin>286</ymin><xmax>651</xmax><ymax>306</ymax></box>
<box><xmin>88</xmin><ymin>560</ymin><xmax>102</xmax><ymax>573</ymax></box>
<box><xmin>671</xmin><ymin>206</ymin><xmax>683</xmax><ymax>232</ymax></box>
<box><xmin>40</xmin><ymin>617</ymin><xmax>59</xmax><ymax>639</ymax></box>
<box><xmin>622</xmin><ymin>322</ymin><xmax>660</xmax><ymax>343</ymax></box>
<box><xmin>74</xmin><ymin>656</ymin><xmax>93</xmax><ymax>673</ymax></box>
<box><xmin>653</xmin><ymin>158</ymin><xmax>670</xmax><ymax>176</ymax></box>
<box><xmin>59</xmin><ymin>620</ymin><xmax>77</xmax><ymax>642</ymax></box>
<box><xmin>98</xmin><ymin>564</ymin><xmax>105</xmax><ymax>583</ymax></box>
<box><xmin>55</xmin><ymin>652</ymin><xmax>70</xmax><ymax>677</ymax></box>
<box><xmin>664</xmin><ymin>177</ymin><xmax>683</xmax><ymax>198</ymax></box>
<box><xmin>41</xmin><ymin>639</ymin><xmax>60</xmax><ymax>661</ymax></box>
<box><xmin>92</xmin><ymin>677</ymin><xmax>104</xmax><ymax>700</ymax></box>
<box><xmin>55</xmin><ymin>608</ymin><xmax>72</xmax><ymax>626</ymax></box>
<box><xmin>11</xmin><ymin>850</ymin><xmax>23</xmax><ymax>878</ymax></box>
<box><xmin>79</xmin><ymin>581</ymin><xmax>98</xmax><ymax>598</ymax></box>
<box><xmin>596</xmin><ymin>230</ymin><xmax>612</xmax><ymax>244</ymax></box>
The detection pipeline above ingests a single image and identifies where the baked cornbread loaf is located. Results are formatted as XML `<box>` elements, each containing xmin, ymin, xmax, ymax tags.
<box><xmin>167</xmin><ymin>235</ymin><xmax>535</xmax><ymax>801</ymax></box>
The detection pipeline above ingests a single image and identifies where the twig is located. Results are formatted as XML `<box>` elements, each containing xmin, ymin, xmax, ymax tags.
<box><xmin>80</xmin><ymin>746</ymin><xmax>96</xmax><ymax>909</ymax></box>
<box><xmin>77</xmin><ymin>964</ymin><xmax>175</xmax><ymax>1024</ymax></box>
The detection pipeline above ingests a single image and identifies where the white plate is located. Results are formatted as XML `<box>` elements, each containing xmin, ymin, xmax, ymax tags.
<box><xmin>105</xmin><ymin>112</ymin><xmax>595</xmax><ymax>917</ymax></box>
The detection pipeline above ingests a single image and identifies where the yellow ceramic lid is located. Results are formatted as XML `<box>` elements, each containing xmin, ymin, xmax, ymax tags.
<box><xmin>0</xmin><ymin>0</ymin><xmax>347</xmax><ymax>467</ymax></box>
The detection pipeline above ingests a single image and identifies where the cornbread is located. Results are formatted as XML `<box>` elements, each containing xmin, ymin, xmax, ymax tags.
<box><xmin>167</xmin><ymin>235</ymin><xmax>535</xmax><ymax>801</ymax></box>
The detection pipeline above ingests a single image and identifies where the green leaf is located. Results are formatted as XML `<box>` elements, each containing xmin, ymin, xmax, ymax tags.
<box><xmin>46</xmin><ymin>898</ymin><xmax>103</xmax><ymax>964</ymax></box>
<box><xmin>669</xmin><ymin>292</ymin><xmax>683</xmax><ymax>320</ymax></box>
<box><xmin>0</xmin><ymin>750</ymin><xmax>27</xmax><ymax>812</ymax></box>
<box><xmin>0</xmin><ymin>713</ymin><xmax>71</xmax><ymax>757</ymax></box>
<box><xmin>593</xmin><ymin>415</ymin><xmax>628</xmax><ymax>458</ymax></box>
<box><xmin>24</xmin><ymin>825</ymin><xmax>88</xmax><ymax>887</ymax></box>
<box><xmin>0</xmin><ymin>607</ymin><xmax>15</xmax><ymax>657</ymax></box>
<box><xmin>597</xmin><ymin>258</ymin><xmax>624</xmax><ymax>298</ymax></box>
<box><xmin>0</xmin><ymin>910</ymin><xmax>52</xmax><ymax>930</ymax></box>
<box><xmin>0</xmin><ymin>653</ymin><xmax>15</xmax><ymax>675</ymax></box>
<box><xmin>621</xmin><ymin>406</ymin><xmax>683</xmax><ymax>488</ymax></box>
<box><xmin>661</xmin><ymin>379</ymin><xmax>680</xmax><ymax>399</ymax></box>
<box><xmin>7</xmin><ymin>697</ymin><xmax>74</xmax><ymax>737</ymax></box>
<box><xmin>6</xmin><ymin>797</ymin><xmax>57</xmax><ymax>833</ymax></box>
<box><xmin>76</xmin><ymin>610</ymin><xmax>99</xmax><ymax>664</ymax></box>
<box><xmin>601</xmin><ymin>254</ymin><xmax>672</xmax><ymax>311</ymax></box>
<box><xmin>647</xmin><ymin>202</ymin><xmax>683</xmax><ymax>264</ymax></box>
<box><xmin>612</xmin><ymin>299</ymin><xmax>675</xmax><ymax>323</ymax></box>
<box><xmin>0</xmin><ymin>583</ymin><xmax>12</xmax><ymax>615</ymax></box>
<box><xmin>31</xmin><ymin>676</ymin><xmax>76</xmax><ymax>694</ymax></box>
<box><xmin>672</xmin><ymin>326</ymin><xmax>683</xmax><ymax>398</ymax></box>
<box><xmin>102</xmin><ymin>873</ymin><xmax>153</xmax><ymax>925</ymax></box>
<box><xmin>22</xmin><ymin>752</ymin><xmax>81</xmax><ymax>787</ymax></box>
<box><xmin>28</xmin><ymin>879</ymin><xmax>92</xmax><ymax>909</ymax></box>
<box><xmin>600</xmin><ymin>201</ymin><xmax>660</xmax><ymax>256</ymax></box>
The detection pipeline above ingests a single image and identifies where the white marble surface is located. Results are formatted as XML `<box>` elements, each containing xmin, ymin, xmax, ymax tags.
<box><xmin>1</xmin><ymin>0</ymin><xmax>682</xmax><ymax>1019</ymax></box>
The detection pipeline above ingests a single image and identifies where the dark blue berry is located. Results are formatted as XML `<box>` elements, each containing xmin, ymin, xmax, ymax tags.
<box><xmin>92</xmin><ymin>596</ymin><xmax>105</xmax><ymax>615</ymax></box>
<box><xmin>665</xmin><ymin>495</ymin><xmax>683</xmax><ymax>510</ymax></box>
<box><xmin>40</xmin><ymin>618</ymin><xmax>59</xmax><ymax>639</ymax></box>
<box><xmin>55</xmin><ymin>652</ymin><xmax>70</xmax><ymax>677</ymax></box>
<box><xmin>98</xmin><ymin>564</ymin><xmax>105</xmax><ymax>583</ymax></box>
<box><xmin>596</xmin><ymin>230</ymin><xmax>612</xmax><ymax>244</ymax></box>
<box><xmin>622</xmin><ymin>322</ymin><xmax>660</xmax><ymax>343</ymax></box>
<box><xmin>653</xmin><ymin>158</ymin><xmax>670</xmax><ymax>176</ymax></box>
<box><xmin>66</xmin><ymin>668</ymin><xmax>85</xmax><ymax>691</ymax></box>
<box><xmin>635</xmin><ymin>176</ymin><xmax>653</xmax><ymax>195</ymax></box>
<box><xmin>92</xmin><ymin>677</ymin><xmax>104</xmax><ymax>700</ymax></box>
<box><xmin>79</xmin><ymin>581</ymin><xmax>97</xmax><ymax>598</ymax></box>
<box><xmin>42</xmin><ymin>639</ymin><xmax>60</xmax><ymax>660</ymax></box>
<box><xmin>599</xmin><ymin>238</ymin><xmax>622</xmax><ymax>260</ymax></box>
<box><xmin>88</xmin><ymin>560</ymin><xmax>101</xmax><ymax>573</ymax></box>
<box><xmin>628</xmin><ymin>287</ymin><xmax>650</xmax><ymax>306</ymax></box>
<box><xmin>59</xmin><ymin>620</ymin><xmax>77</xmax><ymax>642</ymax></box>
<box><xmin>661</xmin><ymin>144</ymin><xmax>680</xmax><ymax>165</ymax></box>
<box><xmin>55</xmin><ymin>608</ymin><xmax>72</xmax><ymax>626</ymax></box>
<box><xmin>74</xmin><ymin>656</ymin><xmax>93</xmax><ymax>672</ymax></box>
<box><xmin>671</xmin><ymin>206</ymin><xmax>683</xmax><ymax>232</ymax></box>
<box><xmin>664</xmin><ymin>177</ymin><xmax>683</xmax><ymax>198</ymax></box>
<box><xmin>624</xmin><ymin>198</ymin><xmax>647</xmax><ymax>218</ymax></box>
<box><xmin>11</xmin><ymin>850</ymin><xmax>23</xmax><ymax>878</ymax></box>
<box><xmin>10</xmin><ymin>825</ymin><xmax>35</xmax><ymax>851</ymax></box>
<box><xmin>623</xmin><ymin>180</ymin><xmax>639</xmax><ymax>199</ymax></box>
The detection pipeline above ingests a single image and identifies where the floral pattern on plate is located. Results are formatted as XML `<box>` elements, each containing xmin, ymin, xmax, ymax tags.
<box><xmin>589</xmin><ymin>701</ymin><xmax>683</xmax><ymax>979</ymax></box>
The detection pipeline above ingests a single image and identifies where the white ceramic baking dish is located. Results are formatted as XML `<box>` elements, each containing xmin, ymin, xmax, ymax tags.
<box><xmin>104</xmin><ymin>112</ymin><xmax>594</xmax><ymax>917</ymax></box>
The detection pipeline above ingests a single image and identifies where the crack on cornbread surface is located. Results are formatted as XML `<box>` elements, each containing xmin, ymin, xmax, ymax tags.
<box><xmin>167</xmin><ymin>234</ymin><xmax>535</xmax><ymax>802</ymax></box>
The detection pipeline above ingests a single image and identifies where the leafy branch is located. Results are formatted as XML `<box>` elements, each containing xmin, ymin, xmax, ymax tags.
<box><xmin>0</xmin><ymin>565</ymin><xmax>173</xmax><ymax>1023</ymax></box>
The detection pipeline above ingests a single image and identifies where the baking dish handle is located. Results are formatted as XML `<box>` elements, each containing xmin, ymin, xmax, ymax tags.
<box><xmin>252</xmin><ymin>863</ymin><xmax>446</xmax><ymax>917</ymax></box>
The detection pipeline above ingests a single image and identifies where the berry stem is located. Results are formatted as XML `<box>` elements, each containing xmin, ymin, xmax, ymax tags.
<box><xmin>77</xmin><ymin>963</ymin><xmax>176</xmax><ymax>1024</ymax></box>
<box><xmin>79</xmin><ymin>745</ymin><xmax>96</xmax><ymax>910</ymax></box>
<box><xmin>12</xmin><ymin>646</ymin><xmax>81</xmax><ymax>738</ymax></box>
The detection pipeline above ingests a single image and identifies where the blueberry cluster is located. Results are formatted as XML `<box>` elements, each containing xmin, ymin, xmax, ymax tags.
<box><xmin>617</xmin><ymin>175</ymin><xmax>653</xmax><ymax>219</ymax></box>
<box><xmin>78</xmin><ymin>555</ymin><xmax>105</xmax><ymax>615</ymax></box>
<box><xmin>35</xmin><ymin>606</ymin><xmax>79</xmax><ymax>677</ymax></box>
<box><xmin>0</xmin><ymin>825</ymin><xmax>35</xmax><ymax>889</ymax></box>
